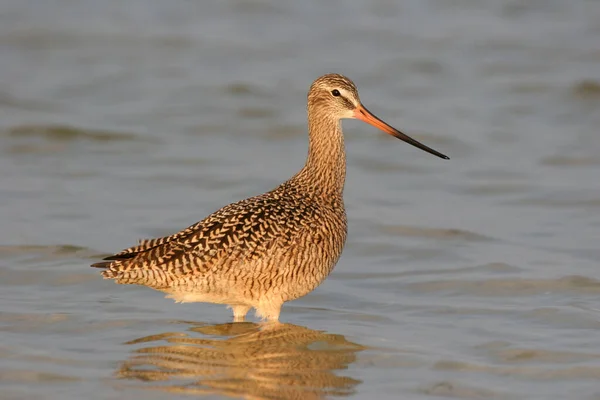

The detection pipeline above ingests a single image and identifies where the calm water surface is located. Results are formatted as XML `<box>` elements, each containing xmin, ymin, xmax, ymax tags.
<box><xmin>1</xmin><ymin>1</ymin><xmax>600</xmax><ymax>399</ymax></box>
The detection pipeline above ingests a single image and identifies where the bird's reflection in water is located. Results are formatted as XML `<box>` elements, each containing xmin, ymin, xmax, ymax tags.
<box><xmin>118</xmin><ymin>322</ymin><xmax>365</xmax><ymax>399</ymax></box>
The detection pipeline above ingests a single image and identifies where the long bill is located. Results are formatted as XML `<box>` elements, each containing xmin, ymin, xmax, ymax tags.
<box><xmin>354</xmin><ymin>104</ymin><xmax>449</xmax><ymax>160</ymax></box>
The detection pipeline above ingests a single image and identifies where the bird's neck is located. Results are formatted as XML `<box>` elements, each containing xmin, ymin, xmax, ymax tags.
<box><xmin>294</xmin><ymin>110</ymin><xmax>346</xmax><ymax>197</ymax></box>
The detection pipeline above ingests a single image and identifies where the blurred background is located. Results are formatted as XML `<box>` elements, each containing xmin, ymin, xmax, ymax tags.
<box><xmin>1</xmin><ymin>1</ymin><xmax>599</xmax><ymax>399</ymax></box>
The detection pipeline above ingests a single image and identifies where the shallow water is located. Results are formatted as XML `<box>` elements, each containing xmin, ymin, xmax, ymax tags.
<box><xmin>1</xmin><ymin>1</ymin><xmax>600</xmax><ymax>399</ymax></box>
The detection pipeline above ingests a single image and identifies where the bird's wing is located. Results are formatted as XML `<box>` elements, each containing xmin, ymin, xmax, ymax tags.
<box><xmin>92</xmin><ymin>192</ymin><xmax>317</xmax><ymax>287</ymax></box>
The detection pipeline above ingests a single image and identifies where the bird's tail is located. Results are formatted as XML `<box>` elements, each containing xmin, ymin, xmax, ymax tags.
<box><xmin>91</xmin><ymin>261</ymin><xmax>112</xmax><ymax>269</ymax></box>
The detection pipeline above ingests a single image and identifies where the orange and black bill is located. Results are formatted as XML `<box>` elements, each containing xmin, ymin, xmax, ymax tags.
<box><xmin>354</xmin><ymin>104</ymin><xmax>449</xmax><ymax>160</ymax></box>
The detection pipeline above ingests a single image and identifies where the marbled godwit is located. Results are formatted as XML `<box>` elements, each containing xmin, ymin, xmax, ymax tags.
<box><xmin>92</xmin><ymin>74</ymin><xmax>449</xmax><ymax>322</ymax></box>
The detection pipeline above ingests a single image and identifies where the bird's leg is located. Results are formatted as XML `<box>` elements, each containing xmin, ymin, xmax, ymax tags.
<box><xmin>254</xmin><ymin>303</ymin><xmax>282</xmax><ymax>322</ymax></box>
<box><xmin>230</xmin><ymin>305</ymin><xmax>251</xmax><ymax>322</ymax></box>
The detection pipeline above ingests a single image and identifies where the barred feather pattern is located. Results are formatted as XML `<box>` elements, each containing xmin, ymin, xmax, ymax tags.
<box><xmin>97</xmin><ymin>178</ymin><xmax>347</xmax><ymax>319</ymax></box>
<box><xmin>93</xmin><ymin>73</ymin><xmax>361</xmax><ymax>321</ymax></box>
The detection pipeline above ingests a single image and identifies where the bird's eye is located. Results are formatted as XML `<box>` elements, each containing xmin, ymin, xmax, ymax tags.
<box><xmin>331</xmin><ymin>89</ymin><xmax>341</xmax><ymax>97</ymax></box>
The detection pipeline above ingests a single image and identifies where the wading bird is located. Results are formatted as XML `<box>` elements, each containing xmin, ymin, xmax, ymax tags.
<box><xmin>92</xmin><ymin>74</ymin><xmax>449</xmax><ymax>322</ymax></box>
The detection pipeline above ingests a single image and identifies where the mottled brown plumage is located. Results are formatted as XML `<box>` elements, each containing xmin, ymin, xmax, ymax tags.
<box><xmin>92</xmin><ymin>73</ymin><xmax>449</xmax><ymax>322</ymax></box>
